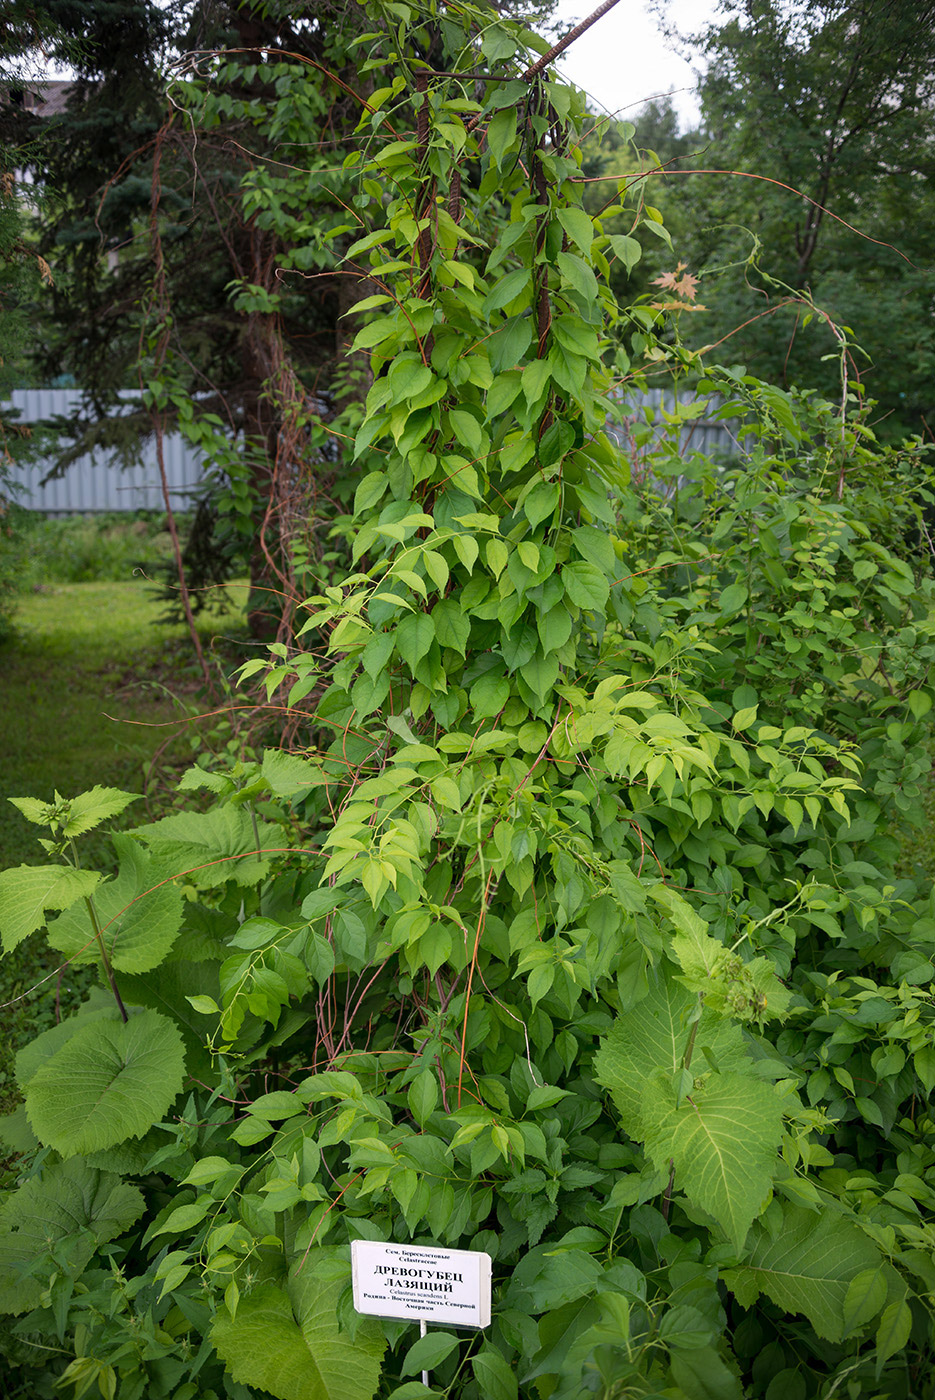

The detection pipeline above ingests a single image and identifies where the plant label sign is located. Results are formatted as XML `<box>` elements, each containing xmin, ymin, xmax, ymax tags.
<box><xmin>351</xmin><ymin>1241</ymin><xmax>491</xmax><ymax>1328</ymax></box>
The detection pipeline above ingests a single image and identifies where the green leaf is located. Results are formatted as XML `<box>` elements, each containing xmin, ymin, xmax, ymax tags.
<box><xmin>0</xmin><ymin>865</ymin><xmax>102</xmax><ymax>953</ymax></box>
<box><xmin>608</xmin><ymin>233</ymin><xmax>642</xmax><ymax>273</ymax></box>
<box><xmin>262</xmin><ymin>750</ymin><xmax>327</xmax><ymax>800</ymax></box>
<box><xmin>481</xmin><ymin>24</ymin><xmax>516</xmax><ymax>61</ymax></box>
<box><xmin>408</xmin><ymin>1069</ymin><xmax>438</xmax><ymax>1126</ymax></box>
<box><xmin>875</xmin><ymin>1298</ymin><xmax>912</xmax><ymax>1367</ymax></box>
<box><xmin>351</xmin><ymin>319</ymin><xmax>398</xmax><ymax>351</ymax></box>
<box><xmin>397</xmin><ymin>612</ymin><xmax>435</xmax><ymax>672</ymax></box>
<box><xmin>594</xmin><ymin>972</ymin><xmax>748</xmax><ymax>1138</ymax></box>
<box><xmin>212</xmin><ymin>1251</ymin><xmax>385</xmax><ymax>1400</ymax></box>
<box><xmin>719</xmin><ymin>583</ymin><xmax>747</xmax><ymax>615</ymax></box>
<box><xmin>487</xmin><ymin>107</ymin><xmax>517</xmax><ymax>168</ymax></box>
<box><xmin>556</xmin><ymin>251</ymin><xmax>598</xmax><ymax>302</ymax></box>
<box><xmin>649</xmin><ymin>886</ymin><xmax>721</xmax><ymax>982</ymax></box>
<box><xmin>15</xmin><ymin>1002</ymin><xmax>116</xmax><ymax>1090</ymax></box>
<box><xmin>842</xmin><ymin>1268</ymin><xmax>887</xmax><ymax>1334</ymax></box>
<box><xmin>724</xmin><ymin>1204</ymin><xmax>882</xmax><ymax>1342</ymax></box>
<box><xmin>490</xmin><ymin>316</ymin><xmax>533</xmax><ymax>371</ymax></box>
<box><xmin>449</xmin><ymin>408</ymin><xmax>483</xmax><ymax>456</ymax></box>
<box><xmin>521</xmin><ymin>359</ymin><xmax>551</xmax><ymax>406</ymax></box>
<box><xmin>487</xmin><ymin>538</ymin><xmax>509</xmax><ymax>579</ymax></box>
<box><xmin>433</xmin><ymin>599</ymin><xmax>470</xmax><ymax>654</ymax></box>
<box><xmin>46</xmin><ymin>835</ymin><xmax>183</xmax><ymax>973</ymax></box>
<box><xmin>423</xmin><ymin>550</ymin><xmax>449</xmax><ymax>592</ymax></box>
<box><xmin>61</xmin><ymin>786</ymin><xmax>139</xmax><ymax>837</ymax></box>
<box><xmin>133</xmin><ymin>806</ymin><xmax>277</xmax><ymax>888</ymax></box>
<box><xmin>402</xmin><ymin>1331</ymin><xmax>460</xmax><ymax>1376</ymax></box>
<box><xmin>732</xmin><ymin>706</ymin><xmax>757</xmax><ymax>731</ymax></box>
<box><xmin>519</xmin><ymin>651</ymin><xmax>559</xmax><ymax>704</ymax></box>
<box><xmin>389</xmin><ymin>359</ymin><xmax>432</xmax><ymax>400</ymax></box>
<box><xmin>537</xmin><ymin>603</ymin><xmax>572</xmax><ymax>655</ymax></box>
<box><xmin>0</xmin><ymin>1160</ymin><xmax>144</xmax><ymax>1315</ymax></box>
<box><xmin>523</xmin><ymin>480</ymin><xmax>560</xmax><ymax>530</ymax></box>
<box><xmin>486</xmin><ymin>370</ymin><xmax>522</xmax><ymax>418</ymax></box>
<box><xmin>573</xmin><ymin>525</ymin><xmax>616</xmax><ymax>575</ymax></box>
<box><xmin>669</xmin><ymin>1347</ymin><xmax>743</xmax><ymax>1400</ymax></box>
<box><xmin>26</xmin><ymin>1008</ymin><xmax>186</xmax><ymax>1157</ymax></box>
<box><xmin>355</xmin><ymin>472</ymin><xmax>388</xmax><ymax>515</ymax></box>
<box><xmin>187</xmin><ymin>994</ymin><xmax>219</xmax><ymax>1015</ymax></box>
<box><xmin>154</xmin><ymin>1198</ymin><xmax>212</xmax><ymax>1236</ymax></box>
<box><xmin>562</xmin><ymin>560</ymin><xmax>609</xmax><ymax>612</ymax></box>
<box><xmin>472</xmin><ymin>1349</ymin><xmax>518</xmax><ymax>1400</ymax></box>
<box><xmin>7</xmin><ymin>796</ymin><xmax>52</xmax><ymax>825</ymax></box>
<box><xmin>557</xmin><ymin>207</ymin><xmax>594</xmax><ymax>256</ymax></box>
<box><xmin>471</xmin><ymin>670</ymin><xmax>510</xmax><ymax>719</ymax></box>
<box><xmin>483</xmin><ymin>269</ymin><xmax>530</xmax><ymax>315</ymax></box>
<box><xmin>640</xmin><ymin>1071</ymin><xmax>784</xmax><ymax>1249</ymax></box>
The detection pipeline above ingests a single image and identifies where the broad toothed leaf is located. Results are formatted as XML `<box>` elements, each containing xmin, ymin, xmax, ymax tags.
<box><xmin>212</xmin><ymin>1249</ymin><xmax>384</xmax><ymax>1400</ymax></box>
<box><xmin>15</xmin><ymin>998</ymin><xmax>120</xmax><ymax>1090</ymax></box>
<box><xmin>133</xmin><ymin>806</ymin><xmax>278</xmax><ymax>887</ymax></box>
<box><xmin>46</xmin><ymin>834</ymin><xmax>183</xmax><ymax>972</ymax></box>
<box><xmin>0</xmin><ymin>1160</ymin><xmax>144</xmax><ymax>1314</ymax></box>
<box><xmin>593</xmin><ymin>971</ymin><xmax>748</xmax><ymax>1138</ymax></box>
<box><xmin>61</xmin><ymin>786</ymin><xmax>140</xmax><ymax>838</ymax></box>
<box><xmin>7</xmin><ymin>796</ymin><xmax>53</xmax><ymax>825</ymax></box>
<box><xmin>640</xmin><ymin>1070</ymin><xmax>784</xmax><ymax>1249</ymax></box>
<box><xmin>0</xmin><ymin>866</ymin><xmax>102</xmax><ymax>953</ymax></box>
<box><xmin>724</xmin><ymin>1203</ymin><xmax>883</xmax><ymax>1342</ymax></box>
<box><xmin>25</xmin><ymin>1008</ymin><xmax>185</xmax><ymax>1156</ymax></box>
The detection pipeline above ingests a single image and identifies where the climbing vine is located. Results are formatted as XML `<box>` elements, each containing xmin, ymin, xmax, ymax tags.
<box><xmin>2</xmin><ymin>3</ymin><xmax>935</xmax><ymax>1398</ymax></box>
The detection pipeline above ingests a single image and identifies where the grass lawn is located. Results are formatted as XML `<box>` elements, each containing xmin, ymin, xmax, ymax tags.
<box><xmin>1</xmin><ymin>579</ymin><xmax>249</xmax><ymax>863</ymax></box>
<box><xmin>0</xmin><ymin>579</ymin><xmax>248</xmax><ymax>1121</ymax></box>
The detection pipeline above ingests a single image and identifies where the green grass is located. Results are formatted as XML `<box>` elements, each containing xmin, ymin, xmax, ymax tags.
<box><xmin>9</xmin><ymin>508</ymin><xmax>190</xmax><ymax>587</ymax></box>
<box><xmin>0</xmin><ymin>577</ymin><xmax>249</xmax><ymax>1125</ymax></box>
<box><xmin>2</xmin><ymin>579</ymin><xmax>249</xmax><ymax>862</ymax></box>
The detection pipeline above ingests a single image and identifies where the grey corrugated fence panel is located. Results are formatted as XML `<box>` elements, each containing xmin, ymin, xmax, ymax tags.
<box><xmin>3</xmin><ymin>386</ymin><xmax>743</xmax><ymax>515</ymax></box>
<box><xmin>608</xmin><ymin>387</ymin><xmax>746</xmax><ymax>460</ymax></box>
<box><xmin>2</xmin><ymin>389</ymin><xmax>208</xmax><ymax>514</ymax></box>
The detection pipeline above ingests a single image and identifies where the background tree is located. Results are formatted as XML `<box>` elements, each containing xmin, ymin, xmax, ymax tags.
<box><xmin>650</xmin><ymin>0</ymin><xmax>935</xmax><ymax>438</ymax></box>
<box><xmin>27</xmin><ymin>0</ymin><xmax>564</xmax><ymax>637</ymax></box>
<box><xmin>27</xmin><ymin>1</ymin><xmax>368</xmax><ymax>635</ymax></box>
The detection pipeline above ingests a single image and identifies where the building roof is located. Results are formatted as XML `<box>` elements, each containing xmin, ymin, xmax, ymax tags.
<box><xmin>22</xmin><ymin>80</ymin><xmax>74</xmax><ymax>118</ymax></box>
<box><xmin>1</xmin><ymin>80</ymin><xmax>74</xmax><ymax>119</ymax></box>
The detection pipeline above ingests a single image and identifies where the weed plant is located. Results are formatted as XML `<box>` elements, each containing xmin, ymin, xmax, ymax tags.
<box><xmin>4</xmin><ymin>506</ymin><xmax>190</xmax><ymax>590</ymax></box>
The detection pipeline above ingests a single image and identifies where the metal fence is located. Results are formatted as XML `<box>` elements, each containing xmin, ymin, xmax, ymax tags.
<box><xmin>2</xmin><ymin>385</ymin><xmax>744</xmax><ymax>515</ymax></box>
<box><xmin>609</xmin><ymin>387</ymin><xmax>746</xmax><ymax>460</ymax></box>
<box><xmin>2</xmin><ymin>389</ymin><xmax>207</xmax><ymax>515</ymax></box>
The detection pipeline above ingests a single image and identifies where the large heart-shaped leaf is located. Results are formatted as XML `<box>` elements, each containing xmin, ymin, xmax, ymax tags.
<box><xmin>212</xmin><ymin>1250</ymin><xmax>384</xmax><ymax>1400</ymax></box>
<box><xmin>26</xmin><ymin>1008</ymin><xmax>186</xmax><ymax>1156</ymax></box>
<box><xmin>133</xmin><ymin>806</ymin><xmax>278</xmax><ymax>888</ymax></box>
<box><xmin>640</xmin><ymin>1070</ymin><xmax>784</xmax><ymax>1250</ymax></box>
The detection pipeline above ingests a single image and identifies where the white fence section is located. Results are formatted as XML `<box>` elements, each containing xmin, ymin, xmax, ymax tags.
<box><xmin>2</xmin><ymin>389</ymin><xmax>208</xmax><ymax>514</ymax></box>
<box><xmin>2</xmin><ymin>385</ymin><xmax>744</xmax><ymax>516</ymax></box>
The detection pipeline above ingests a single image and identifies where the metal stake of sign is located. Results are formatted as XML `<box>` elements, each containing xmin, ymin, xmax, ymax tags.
<box><xmin>420</xmin><ymin>1318</ymin><xmax>429</xmax><ymax>1387</ymax></box>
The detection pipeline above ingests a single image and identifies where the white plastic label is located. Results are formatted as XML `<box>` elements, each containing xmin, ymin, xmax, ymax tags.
<box><xmin>351</xmin><ymin>1240</ymin><xmax>491</xmax><ymax>1328</ymax></box>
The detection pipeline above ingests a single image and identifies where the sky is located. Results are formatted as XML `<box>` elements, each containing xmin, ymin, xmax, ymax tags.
<box><xmin>38</xmin><ymin>1</ymin><xmax>717</xmax><ymax>126</ymax></box>
<box><xmin>548</xmin><ymin>0</ymin><xmax>717</xmax><ymax>126</ymax></box>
